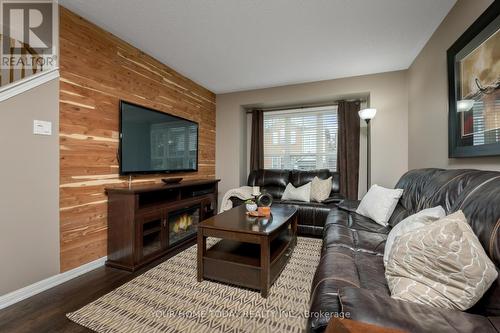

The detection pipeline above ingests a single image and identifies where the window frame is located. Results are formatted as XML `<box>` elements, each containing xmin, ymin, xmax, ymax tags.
<box><xmin>262</xmin><ymin>105</ymin><xmax>338</xmax><ymax>171</ymax></box>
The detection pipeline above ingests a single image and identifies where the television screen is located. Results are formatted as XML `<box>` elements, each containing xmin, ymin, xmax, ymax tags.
<box><xmin>119</xmin><ymin>101</ymin><xmax>198</xmax><ymax>175</ymax></box>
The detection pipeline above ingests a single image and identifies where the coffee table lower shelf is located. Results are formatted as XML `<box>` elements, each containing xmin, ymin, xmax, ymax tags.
<box><xmin>201</xmin><ymin>234</ymin><xmax>295</xmax><ymax>294</ymax></box>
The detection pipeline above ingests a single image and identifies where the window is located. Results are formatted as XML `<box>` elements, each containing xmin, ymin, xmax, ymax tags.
<box><xmin>271</xmin><ymin>156</ymin><xmax>282</xmax><ymax>169</ymax></box>
<box><xmin>263</xmin><ymin>106</ymin><xmax>338</xmax><ymax>171</ymax></box>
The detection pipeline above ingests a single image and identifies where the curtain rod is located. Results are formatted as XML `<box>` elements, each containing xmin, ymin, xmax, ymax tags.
<box><xmin>245</xmin><ymin>99</ymin><xmax>366</xmax><ymax>114</ymax></box>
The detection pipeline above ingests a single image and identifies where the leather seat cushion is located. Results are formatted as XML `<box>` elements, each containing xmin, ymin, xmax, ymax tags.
<box><xmin>243</xmin><ymin>169</ymin><xmax>345</xmax><ymax>238</ymax></box>
<box><xmin>489</xmin><ymin>317</ymin><xmax>500</xmax><ymax>331</ymax></box>
<box><xmin>308</xmin><ymin>246</ymin><xmax>389</xmax><ymax>332</ymax></box>
<box><xmin>323</xmin><ymin>224</ymin><xmax>387</xmax><ymax>254</ymax></box>
<box><xmin>325</xmin><ymin>206</ymin><xmax>391</xmax><ymax>234</ymax></box>
<box><xmin>339</xmin><ymin>287</ymin><xmax>498</xmax><ymax>333</ymax></box>
<box><xmin>278</xmin><ymin>200</ymin><xmax>336</xmax><ymax>237</ymax></box>
<box><xmin>323</xmin><ymin>193</ymin><xmax>344</xmax><ymax>203</ymax></box>
<box><xmin>279</xmin><ymin>199</ymin><xmax>335</xmax><ymax>208</ymax></box>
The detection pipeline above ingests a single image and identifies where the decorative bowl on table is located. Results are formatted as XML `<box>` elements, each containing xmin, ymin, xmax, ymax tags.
<box><xmin>245</xmin><ymin>200</ymin><xmax>257</xmax><ymax>212</ymax></box>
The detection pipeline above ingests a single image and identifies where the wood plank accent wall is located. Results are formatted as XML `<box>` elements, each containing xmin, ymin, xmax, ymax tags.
<box><xmin>59</xmin><ymin>7</ymin><xmax>216</xmax><ymax>272</ymax></box>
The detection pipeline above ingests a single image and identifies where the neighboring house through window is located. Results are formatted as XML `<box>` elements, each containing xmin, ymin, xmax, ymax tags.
<box><xmin>263</xmin><ymin>105</ymin><xmax>338</xmax><ymax>171</ymax></box>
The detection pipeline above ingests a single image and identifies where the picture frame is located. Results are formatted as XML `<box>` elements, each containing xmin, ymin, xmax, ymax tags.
<box><xmin>447</xmin><ymin>1</ymin><xmax>500</xmax><ymax>157</ymax></box>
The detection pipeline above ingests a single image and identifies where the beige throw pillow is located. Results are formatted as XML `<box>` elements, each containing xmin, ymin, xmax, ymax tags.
<box><xmin>281</xmin><ymin>182</ymin><xmax>311</xmax><ymax>202</ymax></box>
<box><xmin>386</xmin><ymin>211</ymin><xmax>498</xmax><ymax>311</ymax></box>
<box><xmin>310</xmin><ymin>176</ymin><xmax>332</xmax><ymax>202</ymax></box>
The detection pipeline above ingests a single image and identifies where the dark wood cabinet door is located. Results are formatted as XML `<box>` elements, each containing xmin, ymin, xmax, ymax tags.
<box><xmin>201</xmin><ymin>197</ymin><xmax>216</xmax><ymax>220</ymax></box>
<box><xmin>136</xmin><ymin>209</ymin><xmax>167</xmax><ymax>261</ymax></box>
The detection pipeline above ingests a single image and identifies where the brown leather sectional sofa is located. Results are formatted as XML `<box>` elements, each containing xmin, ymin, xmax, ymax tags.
<box><xmin>308</xmin><ymin>168</ymin><xmax>500</xmax><ymax>332</ymax></box>
<box><xmin>229</xmin><ymin>169</ymin><xmax>344</xmax><ymax>237</ymax></box>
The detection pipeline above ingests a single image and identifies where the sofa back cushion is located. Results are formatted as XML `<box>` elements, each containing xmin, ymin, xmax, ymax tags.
<box><xmin>290</xmin><ymin>169</ymin><xmax>340</xmax><ymax>194</ymax></box>
<box><xmin>391</xmin><ymin>168</ymin><xmax>500</xmax><ymax>316</ymax></box>
<box><xmin>386</xmin><ymin>211</ymin><xmax>498</xmax><ymax>311</ymax></box>
<box><xmin>415</xmin><ymin>169</ymin><xmax>485</xmax><ymax>212</ymax></box>
<box><xmin>393</xmin><ymin>168</ymin><xmax>444</xmax><ymax>214</ymax></box>
<box><xmin>248</xmin><ymin>169</ymin><xmax>340</xmax><ymax>199</ymax></box>
<box><xmin>247</xmin><ymin>169</ymin><xmax>290</xmax><ymax>199</ymax></box>
<box><xmin>448</xmin><ymin>171</ymin><xmax>500</xmax><ymax>266</ymax></box>
<box><xmin>393</xmin><ymin>169</ymin><xmax>500</xmax><ymax>265</ymax></box>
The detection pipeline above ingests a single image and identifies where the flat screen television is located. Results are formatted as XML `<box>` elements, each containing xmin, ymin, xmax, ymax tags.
<box><xmin>119</xmin><ymin>101</ymin><xmax>198</xmax><ymax>175</ymax></box>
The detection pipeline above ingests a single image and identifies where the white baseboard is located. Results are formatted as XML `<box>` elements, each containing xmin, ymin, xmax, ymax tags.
<box><xmin>0</xmin><ymin>256</ymin><xmax>107</xmax><ymax>310</ymax></box>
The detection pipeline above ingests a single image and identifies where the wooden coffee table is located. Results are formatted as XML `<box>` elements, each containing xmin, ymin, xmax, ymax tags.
<box><xmin>197</xmin><ymin>204</ymin><xmax>298</xmax><ymax>297</ymax></box>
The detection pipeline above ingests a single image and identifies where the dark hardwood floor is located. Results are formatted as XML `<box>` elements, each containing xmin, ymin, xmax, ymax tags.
<box><xmin>0</xmin><ymin>240</ymin><xmax>195</xmax><ymax>333</ymax></box>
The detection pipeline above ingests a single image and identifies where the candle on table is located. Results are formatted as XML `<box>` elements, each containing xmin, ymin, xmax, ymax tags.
<box><xmin>252</xmin><ymin>186</ymin><xmax>260</xmax><ymax>196</ymax></box>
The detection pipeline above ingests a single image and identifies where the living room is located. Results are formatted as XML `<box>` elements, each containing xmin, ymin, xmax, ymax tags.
<box><xmin>0</xmin><ymin>0</ymin><xmax>499</xmax><ymax>332</ymax></box>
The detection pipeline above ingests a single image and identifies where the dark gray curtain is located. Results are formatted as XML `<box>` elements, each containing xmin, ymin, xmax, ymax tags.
<box><xmin>337</xmin><ymin>101</ymin><xmax>360</xmax><ymax>200</ymax></box>
<box><xmin>250</xmin><ymin>109</ymin><xmax>264</xmax><ymax>171</ymax></box>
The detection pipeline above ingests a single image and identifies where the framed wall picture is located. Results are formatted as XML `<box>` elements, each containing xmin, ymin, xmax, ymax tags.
<box><xmin>448</xmin><ymin>2</ymin><xmax>500</xmax><ymax>157</ymax></box>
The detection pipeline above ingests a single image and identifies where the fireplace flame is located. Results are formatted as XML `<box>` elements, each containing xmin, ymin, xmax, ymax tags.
<box><xmin>172</xmin><ymin>213</ymin><xmax>193</xmax><ymax>234</ymax></box>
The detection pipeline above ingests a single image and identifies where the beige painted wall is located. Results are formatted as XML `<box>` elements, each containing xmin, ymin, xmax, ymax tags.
<box><xmin>408</xmin><ymin>0</ymin><xmax>500</xmax><ymax>170</ymax></box>
<box><xmin>216</xmin><ymin>70</ymin><xmax>408</xmax><ymax>200</ymax></box>
<box><xmin>0</xmin><ymin>79</ymin><xmax>60</xmax><ymax>295</ymax></box>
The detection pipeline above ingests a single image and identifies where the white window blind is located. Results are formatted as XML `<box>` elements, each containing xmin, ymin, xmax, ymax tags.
<box><xmin>263</xmin><ymin>106</ymin><xmax>338</xmax><ymax>171</ymax></box>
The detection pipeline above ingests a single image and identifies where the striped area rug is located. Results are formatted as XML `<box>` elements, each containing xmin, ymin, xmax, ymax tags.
<box><xmin>67</xmin><ymin>237</ymin><xmax>322</xmax><ymax>333</ymax></box>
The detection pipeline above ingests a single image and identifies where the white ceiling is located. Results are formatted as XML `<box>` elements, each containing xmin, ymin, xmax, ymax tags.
<box><xmin>60</xmin><ymin>0</ymin><xmax>456</xmax><ymax>94</ymax></box>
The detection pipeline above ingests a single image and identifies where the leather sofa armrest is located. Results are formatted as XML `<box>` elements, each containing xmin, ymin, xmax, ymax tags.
<box><xmin>338</xmin><ymin>287</ymin><xmax>496</xmax><ymax>333</ymax></box>
<box><xmin>336</xmin><ymin>199</ymin><xmax>360</xmax><ymax>212</ymax></box>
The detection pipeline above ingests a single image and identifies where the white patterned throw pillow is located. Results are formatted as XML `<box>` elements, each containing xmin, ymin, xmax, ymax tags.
<box><xmin>386</xmin><ymin>211</ymin><xmax>498</xmax><ymax>311</ymax></box>
<box><xmin>383</xmin><ymin>206</ymin><xmax>446</xmax><ymax>267</ymax></box>
<box><xmin>310</xmin><ymin>176</ymin><xmax>332</xmax><ymax>202</ymax></box>
<box><xmin>281</xmin><ymin>182</ymin><xmax>311</xmax><ymax>202</ymax></box>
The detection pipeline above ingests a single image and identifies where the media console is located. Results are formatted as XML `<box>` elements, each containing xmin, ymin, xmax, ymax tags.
<box><xmin>105</xmin><ymin>179</ymin><xmax>220</xmax><ymax>271</ymax></box>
